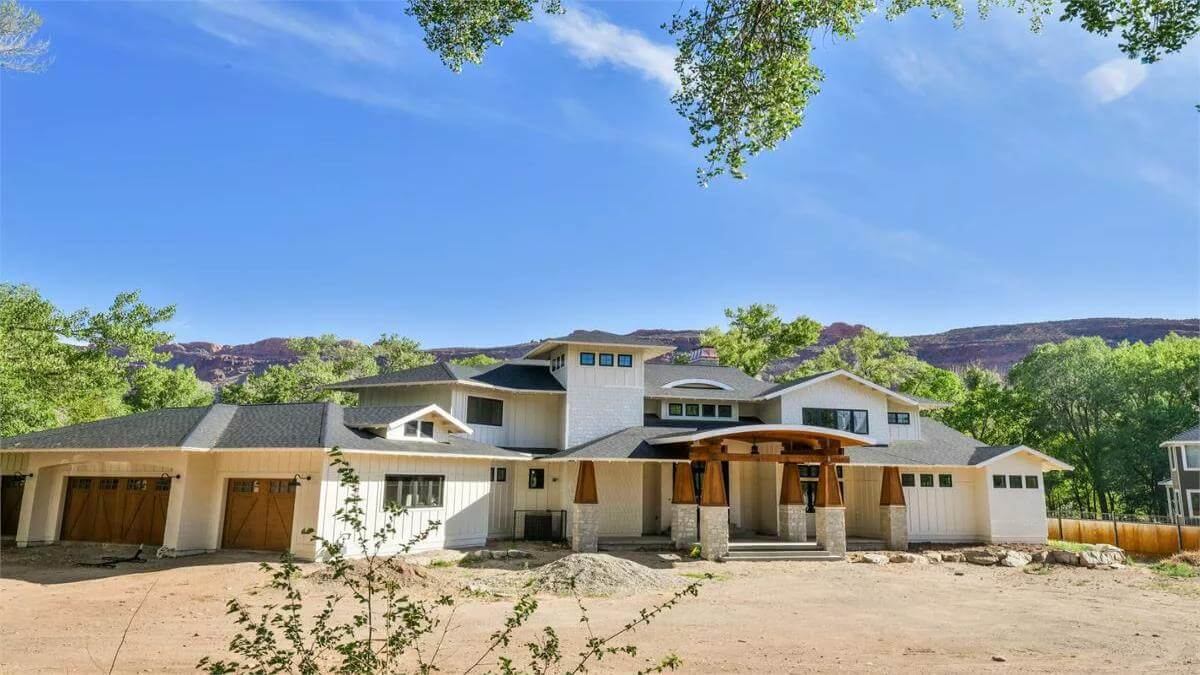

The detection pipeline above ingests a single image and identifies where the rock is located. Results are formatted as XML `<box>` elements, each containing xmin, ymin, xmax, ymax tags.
<box><xmin>491</xmin><ymin>550</ymin><xmax>509</xmax><ymax>560</ymax></box>
<box><xmin>992</xmin><ymin>656</ymin><xmax>1006</xmax><ymax>662</ymax></box>
<box><xmin>506</xmin><ymin>549</ymin><xmax>533</xmax><ymax>559</ymax></box>
<box><xmin>999</xmin><ymin>550</ymin><xmax>1032</xmax><ymax>568</ymax></box>
<box><xmin>657</xmin><ymin>553</ymin><xmax>682</xmax><ymax>562</ymax></box>
<box><xmin>465</xmin><ymin>549</ymin><xmax>493</xmax><ymax>561</ymax></box>
<box><xmin>1030</xmin><ymin>550</ymin><xmax>1048</xmax><ymax>563</ymax></box>
<box><xmin>890</xmin><ymin>552</ymin><xmax>927</xmax><ymax>564</ymax></box>
<box><xmin>925</xmin><ymin>553</ymin><xmax>943</xmax><ymax>565</ymax></box>
<box><xmin>941</xmin><ymin>551</ymin><xmax>965</xmax><ymax>563</ymax></box>
<box><xmin>1078</xmin><ymin>549</ymin><xmax>1102</xmax><ymax>569</ymax></box>
<box><xmin>859</xmin><ymin>553</ymin><xmax>890</xmax><ymax>565</ymax></box>
<box><xmin>1048</xmin><ymin>549</ymin><xmax>1077</xmax><ymax>565</ymax></box>
<box><xmin>1092</xmin><ymin>544</ymin><xmax>1127</xmax><ymax>565</ymax></box>
<box><xmin>964</xmin><ymin>550</ymin><xmax>1000</xmax><ymax>566</ymax></box>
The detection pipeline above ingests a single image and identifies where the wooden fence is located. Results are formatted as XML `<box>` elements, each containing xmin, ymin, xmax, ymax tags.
<box><xmin>1047</xmin><ymin>514</ymin><xmax>1200</xmax><ymax>556</ymax></box>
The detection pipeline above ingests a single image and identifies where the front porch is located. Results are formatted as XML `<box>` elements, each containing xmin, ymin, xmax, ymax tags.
<box><xmin>565</xmin><ymin>424</ymin><xmax>911</xmax><ymax>561</ymax></box>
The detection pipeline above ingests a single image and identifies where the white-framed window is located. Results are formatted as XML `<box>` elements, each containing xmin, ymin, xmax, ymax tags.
<box><xmin>938</xmin><ymin>473</ymin><xmax>952</xmax><ymax>488</ymax></box>
<box><xmin>887</xmin><ymin>412</ymin><xmax>911</xmax><ymax>425</ymax></box>
<box><xmin>901</xmin><ymin>473</ymin><xmax>915</xmax><ymax>487</ymax></box>
<box><xmin>1188</xmin><ymin>490</ymin><xmax>1200</xmax><ymax>518</ymax></box>
<box><xmin>665</xmin><ymin>401</ymin><xmax>734</xmax><ymax>419</ymax></box>
<box><xmin>992</xmin><ymin>474</ymin><xmax>1006</xmax><ymax>488</ymax></box>
<box><xmin>467</xmin><ymin>396</ymin><xmax>503</xmax><ymax>426</ymax></box>
<box><xmin>1183</xmin><ymin>446</ymin><xmax>1200</xmax><ymax>471</ymax></box>
<box><xmin>403</xmin><ymin>419</ymin><xmax>435</xmax><ymax>439</ymax></box>
<box><xmin>385</xmin><ymin>474</ymin><xmax>444</xmax><ymax>509</ymax></box>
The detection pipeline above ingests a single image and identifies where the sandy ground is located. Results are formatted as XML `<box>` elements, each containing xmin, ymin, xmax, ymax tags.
<box><xmin>1</xmin><ymin>542</ymin><xmax>1197</xmax><ymax>674</ymax></box>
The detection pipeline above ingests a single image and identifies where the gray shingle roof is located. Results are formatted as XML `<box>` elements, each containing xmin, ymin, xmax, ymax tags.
<box><xmin>643</xmin><ymin>363</ymin><xmax>775</xmax><ymax>400</ymax></box>
<box><xmin>330</xmin><ymin>361</ymin><xmax>564</xmax><ymax>392</ymax></box>
<box><xmin>1167</xmin><ymin>424</ymin><xmax>1200</xmax><ymax>443</ymax></box>
<box><xmin>848</xmin><ymin>419</ymin><xmax>1021</xmax><ymax>467</ymax></box>
<box><xmin>523</xmin><ymin>330</ymin><xmax>675</xmax><ymax>358</ymax></box>
<box><xmin>544</xmin><ymin>416</ymin><xmax>753</xmax><ymax>461</ymax></box>
<box><xmin>2</xmin><ymin>403</ymin><xmax>529</xmax><ymax>459</ymax></box>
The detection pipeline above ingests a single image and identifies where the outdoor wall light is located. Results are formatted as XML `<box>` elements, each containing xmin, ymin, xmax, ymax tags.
<box><xmin>13</xmin><ymin>472</ymin><xmax>33</xmax><ymax>486</ymax></box>
<box><xmin>290</xmin><ymin>473</ymin><xmax>312</xmax><ymax>487</ymax></box>
<box><xmin>160</xmin><ymin>472</ymin><xmax>181</xmax><ymax>480</ymax></box>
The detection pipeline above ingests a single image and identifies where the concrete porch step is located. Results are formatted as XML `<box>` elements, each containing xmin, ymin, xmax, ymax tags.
<box><xmin>598</xmin><ymin>536</ymin><xmax>672</xmax><ymax>549</ymax></box>
<box><xmin>722</xmin><ymin>549</ymin><xmax>842</xmax><ymax>562</ymax></box>
<box><xmin>728</xmin><ymin>540</ymin><xmax>819</xmax><ymax>551</ymax></box>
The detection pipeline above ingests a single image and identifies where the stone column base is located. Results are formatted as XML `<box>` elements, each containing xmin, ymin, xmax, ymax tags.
<box><xmin>815</xmin><ymin>506</ymin><xmax>847</xmax><ymax>558</ymax></box>
<box><xmin>880</xmin><ymin>505</ymin><xmax>908</xmax><ymax>551</ymax></box>
<box><xmin>572</xmin><ymin>503</ymin><xmax>599</xmax><ymax>553</ymax></box>
<box><xmin>699</xmin><ymin>505</ymin><xmax>730</xmax><ymax>561</ymax></box>
<box><xmin>671</xmin><ymin>503</ymin><xmax>698</xmax><ymax>550</ymax></box>
<box><xmin>777</xmin><ymin>504</ymin><xmax>807</xmax><ymax>542</ymax></box>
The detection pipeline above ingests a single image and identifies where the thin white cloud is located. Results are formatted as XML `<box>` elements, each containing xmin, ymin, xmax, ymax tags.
<box><xmin>541</xmin><ymin>7</ymin><xmax>679</xmax><ymax>91</ymax></box>
<box><xmin>1083</xmin><ymin>57</ymin><xmax>1147</xmax><ymax>103</ymax></box>
<box><xmin>883</xmin><ymin>47</ymin><xmax>967</xmax><ymax>95</ymax></box>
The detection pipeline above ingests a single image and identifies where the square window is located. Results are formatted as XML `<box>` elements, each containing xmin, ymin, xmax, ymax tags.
<box><xmin>419</xmin><ymin>420</ymin><xmax>434</xmax><ymax>438</ymax></box>
<box><xmin>126</xmin><ymin>478</ymin><xmax>148</xmax><ymax>491</ymax></box>
<box><xmin>993</xmin><ymin>475</ymin><xmax>1006</xmax><ymax>488</ymax></box>
<box><xmin>491</xmin><ymin>467</ymin><xmax>507</xmax><ymax>482</ymax></box>
<box><xmin>887</xmin><ymin>412</ymin><xmax>911</xmax><ymax>425</ymax></box>
<box><xmin>467</xmin><ymin>396</ymin><xmax>503</xmax><ymax>426</ymax></box>
<box><xmin>599</xmin><ymin>353</ymin><xmax>614</xmax><ymax>367</ymax></box>
<box><xmin>1025</xmin><ymin>475</ymin><xmax>1039</xmax><ymax>489</ymax></box>
<box><xmin>405</xmin><ymin>420</ymin><xmax>419</xmax><ymax>436</ymax></box>
<box><xmin>1009</xmin><ymin>475</ymin><xmax>1023</xmax><ymax>488</ymax></box>
<box><xmin>528</xmin><ymin>468</ymin><xmax>545</xmax><ymax>489</ymax></box>
<box><xmin>717</xmin><ymin>404</ymin><xmax>732</xmax><ymax>418</ymax></box>
<box><xmin>685</xmin><ymin>404</ymin><xmax>700</xmax><ymax>416</ymax></box>
<box><xmin>617</xmin><ymin>354</ymin><xmax>633</xmax><ymax>367</ymax></box>
<box><xmin>919</xmin><ymin>473</ymin><xmax>934</xmax><ymax>488</ymax></box>
<box><xmin>702</xmin><ymin>404</ymin><xmax>716</xmax><ymax>417</ymax></box>
<box><xmin>668</xmin><ymin>403</ymin><xmax>683</xmax><ymax>416</ymax></box>
<box><xmin>938</xmin><ymin>474</ymin><xmax>952</xmax><ymax>488</ymax></box>
<box><xmin>901</xmin><ymin>473</ymin><xmax>915</xmax><ymax>487</ymax></box>
<box><xmin>579</xmin><ymin>352</ymin><xmax>595</xmax><ymax>366</ymax></box>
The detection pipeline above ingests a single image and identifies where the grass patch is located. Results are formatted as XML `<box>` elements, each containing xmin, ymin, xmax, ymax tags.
<box><xmin>1150</xmin><ymin>562</ymin><xmax>1198</xmax><ymax>579</ymax></box>
<box><xmin>1047</xmin><ymin>540</ymin><xmax>1091</xmax><ymax>553</ymax></box>
<box><xmin>680</xmin><ymin>571</ymin><xmax>728</xmax><ymax>581</ymax></box>
<box><xmin>428</xmin><ymin>558</ymin><xmax>460</xmax><ymax>568</ymax></box>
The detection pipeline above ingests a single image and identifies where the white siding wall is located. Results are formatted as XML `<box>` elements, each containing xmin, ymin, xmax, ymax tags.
<box><xmin>778</xmin><ymin>378</ymin><xmax>889</xmax><ymax>441</ymax></box>
<box><xmin>1</xmin><ymin>452</ymin><xmax>29</xmax><ymax>474</ymax></box>
<box><xmin>844</xmin><ymin>466</ymin><xmax>882</xmax><ymax>537</ymax></box>
<box><xmin>982</xmin><ymin>454</ymin><xmax>1050</xmax><ymax>543</ymax></box>
<box><xmin>563</xmin><ymin>345</ymin><xmax>645</xmax><ymax>447</ymax></box>
<box><xmin>886</xmin><ymin>402</ymin><xmax>921</xmax><ymax>442</ymax></box>
<box><xmin>900</xmin><ymin>467</ymin><xmax>986</xmax><ymax>542</ymax></box>
<box><xmin>317</xmin><ymin>453</ymin><xmax>492</xmax><ymax>555</ymax></box>
<box><xmin>449</xmin><ymin>387</ymin><xmax>562</xmax><ymax>449</ymax></box>
<box><xmin>560</xmin><ymin>461</ymin><xmax>644</xmax><ymax>537</ymax></box>
<box><xmin>358</xmin><ymin>384</ymin><xmax>454</xmax><ymax>411</ymax></box>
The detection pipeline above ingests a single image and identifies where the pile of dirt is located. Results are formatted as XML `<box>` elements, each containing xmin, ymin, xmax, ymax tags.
<box><xmin>527</xmin><ymin>553</ymin><xmax>683</xmax><ymax>597</ymax></box>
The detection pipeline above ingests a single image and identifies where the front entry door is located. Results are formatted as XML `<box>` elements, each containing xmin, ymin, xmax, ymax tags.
<box><xmin>221</xmin><ymin>479</ymin><xmax>297</xmax><ymax>552</ymax></box>
<box><xmin>60</xmin><ymin>477</ymin><xmax>171</xmax><ymax>545</ymax></box>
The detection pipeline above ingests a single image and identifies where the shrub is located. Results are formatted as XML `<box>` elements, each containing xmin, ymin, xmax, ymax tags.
<box><xmin>199</xmin><ymin>447</ymin><xmax>704</xmax><ymax>673</ymax></box>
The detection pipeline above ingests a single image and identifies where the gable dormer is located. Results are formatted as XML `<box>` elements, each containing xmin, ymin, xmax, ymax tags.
<box><xmin>342</xmin><ymin>404</ymin><xmax>472</xmax><ymax>442</ymax></box>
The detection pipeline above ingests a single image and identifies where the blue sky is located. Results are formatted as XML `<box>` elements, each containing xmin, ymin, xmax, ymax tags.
<box><xmin>2</xmin><ymin>1</ymin><xmax>1196</xmax><ymax>348</ymax></box>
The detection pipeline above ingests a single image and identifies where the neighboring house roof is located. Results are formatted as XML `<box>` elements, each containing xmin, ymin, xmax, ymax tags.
<box><xmin>523</xmin><ymin>330</ymin><xmax>676</xmax><ymax>359</ymax></box>
<box><xmin>1</xmin><ymin>403</ymin><xmax>530</xmax><ymax>460</ymax></box>
<box><xmin>329</xmin><ymin>361</ymin><xmax>565</xmax><ymax>393</ymax></box>
<box><xmin>1161</xmin><ymin>424</ymin><xmax>1200</xmax><ymax>445</ymax></box>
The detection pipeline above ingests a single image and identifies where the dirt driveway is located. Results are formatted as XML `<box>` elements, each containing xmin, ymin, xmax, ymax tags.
<box><xmin>1</xmin><ymin>542</ymin><xmax>1197</xmax><ymax>673</ymax></box>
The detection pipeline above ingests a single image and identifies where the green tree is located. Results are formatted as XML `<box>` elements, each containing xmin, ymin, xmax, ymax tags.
<box><xmin>406</xmin><ymin>0</ymin><xmax>1197</xmax><ymax>184</ymax></box>
<box><xmin>451</xmin><ymin>353</ymin><xmax>501</xmax><ymax>367</ymax></box>
<box><xmin>0</xmin><ymin>0</ymin><xmax>51</xmax><ymax>73</ymax></box>
<box><xmin>0</xmin><ymin>284</ymin><xmax>177</xmax><ymax>436</ymax></box>
<box><xmin>781</xmin><ymin>327</ymin><xmax>964</xmax><ymax>401</ymax></box>
<box><xmin>125</xmin><ymin>364</ymin><xmax>213</xmax><ymax>412</ymax></box>
<box><xmin>222</xmin><ymin>334</ymin><xmax>434</xmax><ymax>405</ymax></box>
<box><xmin>938</xmin><ymin>365</ymin><xmax>1033</xmax><ymax>446</ymax></box>
<box><xmin>700</xmin><ymin>304</ymin><xmax>821</xmax><ymax>377</ymax></box>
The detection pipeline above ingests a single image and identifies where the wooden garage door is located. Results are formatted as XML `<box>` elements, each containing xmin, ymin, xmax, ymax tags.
<box><xmin>60</xmin><ymin>477</ymin><xmax>171</xmax><ymax>545</ymax></box>
<box><xmin>221</xmin><ymin>479</ymin><xmax>296</xmax><ymax>552</ymax></box>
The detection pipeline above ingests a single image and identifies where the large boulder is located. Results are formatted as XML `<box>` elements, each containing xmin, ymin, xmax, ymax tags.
<box><xmin>964</xmin><ymin>549</ymin><xmax>1000</xmax><ymax>566</ymax></box>
<box><xmin>940</xmin><ymin>551</ymin><xmax>965</xmax><ymax>563</ymax></box>
<box><xmin>1078</xmin><ymin>549</ymin><xmax>1102</xmax><ymax>569</ymax></box>
<box><xmin>1048</xmin><ymin>549</ymin><xmax>1077</xmax><ymax>565</ymax></box>
<box><xmin>999</xmin><ymin>550</ymin><xmax>1032</xmax><ymax>568</ymax></box>
<box><xmin>890</xmin><ymin>552</ymin><xmax>927</xmax><ymax>564</ymax></box>
<box><xmin>860</xmin><ymin>553</ymin><xmax>890</xmax><ymax>565</ymax></box>
<box><xmin>1092</xmin><ymin>544</ymin><xmax>1127</xmax><ymax>566</ymax></box>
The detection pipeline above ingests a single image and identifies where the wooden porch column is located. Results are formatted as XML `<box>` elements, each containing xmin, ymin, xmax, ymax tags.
<box><xmin>878</xmin><ymin>466</ymin><xmax>908</xmax><ymax>551</ymax></box>
<box><xmin>571</xmin><ymin>461</ymin><xmax>599</xmax><ymax>552</ymax></box>
<box><xmin>670</xmin><ymin>463</ymin><xmax>697</xmax><ymax>550</ymax></box>
<box><xmin>778</xmin><ymin>463</ymin><xmax>806</xmax><ymax>542</ymax></box>
<box><xmin>814</xmin><ymin>459</ymin><xmax>846</xmax><ymax>557</ymax></box>
<box><xmin>698</xmin><ymin>459</ymin><xmax>729</xmax><ymax>560</ymax></box>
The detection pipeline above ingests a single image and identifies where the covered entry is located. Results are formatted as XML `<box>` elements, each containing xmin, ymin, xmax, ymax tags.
<box><xmin>60</xmin><ymin>476</ymin><xmax>172</xmax><ymax>545</ymax></box>
<box><xmin>221</xmin><ymin>478</ymin><xmax>297</xmax><ymax>552</ymax></box>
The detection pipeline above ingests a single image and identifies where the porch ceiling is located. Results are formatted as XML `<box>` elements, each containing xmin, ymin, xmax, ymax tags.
<box><xmin>646</xmin><ymin>424</ymin><xmax>878</xmax><ymax>448</ymax></box>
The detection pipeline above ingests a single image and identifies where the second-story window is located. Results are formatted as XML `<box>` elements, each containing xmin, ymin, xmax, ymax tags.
<box><xmin>599</xmin><ymin>353</ymin><xmax>614</xmax><ymax>367</ymax></box>
<box><xmin>579</xmin><ymin>352</ymin><xmax>596</xmax><ymax>366</ymax></box>
<box><xmin>803</xmin><ymin>408</ymin><xmax>869</xmax><ymax>434</ymax></box>
<box><xmin>668</xmin><ymin>403</ymin><xmax>683</xmax><ymax>416</ymax></box>
<box><xmin>467</xmin><ymin>396</ymin><xmax>503</xmax><ymax>426</ymax></box>
<box><xmin>403</xmin><ymin>420</ymin><xmax>435</xmax><ymax>439</ymax></box>
<box><xmin>617</xmin><ymin>354</ymin><xmax>633</xmax><ymax>367</ymax></box>
<box><xmin>887</xmin><ymin>412</ymin><xmax>910</xmax><ymax>425</ymax></box>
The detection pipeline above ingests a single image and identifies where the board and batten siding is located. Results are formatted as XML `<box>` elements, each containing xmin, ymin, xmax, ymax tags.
<box><xmin>778</xmin><ymin>378</ymin><xmax>889</xmax><ymax>440</ymax></box>
<box><xmin>449</xmin><ymin>387</ymin><xmax>562</xmax><ymax>449</ymax></box>
<box><xmin>561</xmin><ymin>345</ymin><xmax>645</xmax><ymax>447</ymax></box>
<box><xmin>357</xmin><ymin>384</ymin><xmax>454</xmax><ymax>412</ymax></box>
<box><xmin>1</xmin><ymin>452</ymin><xmax>29</xmax><ymax>474</ymax></box>
<box><xmin>560</xmin><ymin>461</ymin><xmax>644</xmax><ymax>537</ymax></box>
<box><xmin>317</xmin><ymin>453</ymin><xmax>492</xmax><ymax>555</ymax></box>
<box><xmin>982</xmin><ymin>453</ymin><xmax>1051</xmax><ymax>543</ymax></box>
<box><xmin>901</xmin><ymin>467</ymin><xmax>985</xmax><ymax>542</ymax></box>
<box><xmin>886</xmin><ymin>402</ymin><xmax>921</xmax><ymax>442</ymax></box>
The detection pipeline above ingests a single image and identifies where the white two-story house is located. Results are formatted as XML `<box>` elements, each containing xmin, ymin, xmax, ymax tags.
<box><xmin>1</xmin><ymin>331</ymin><xmax>1071</xmax><ymax>561</ymax></box>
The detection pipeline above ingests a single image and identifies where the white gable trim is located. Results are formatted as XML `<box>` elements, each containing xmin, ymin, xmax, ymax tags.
<box><xmin>974</xmin><ymin>445</ymin><xmax>1074</xmax><ymax>472</ymax></box>
<box><xmin>661</xmin><ymin>378</ymin><xmax>734</xmax><ymax>391</ymax></box>
<box><xmin>754</xmin><ymin>370</ymin><xmax>922</xmax><ymax>407</ymax></box>
<box><xmin>380</xmin><ymin>404</ymin><xmax>472</xmax><ymax>435</ymax></box>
